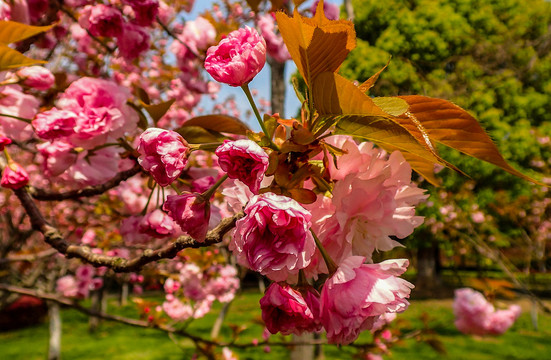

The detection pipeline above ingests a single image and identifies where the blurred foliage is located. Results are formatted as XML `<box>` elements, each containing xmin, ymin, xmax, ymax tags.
<box><xmin>341</xmin><ymin>0</ymin><xmax>551</xmax><ymax>266</ymax></box>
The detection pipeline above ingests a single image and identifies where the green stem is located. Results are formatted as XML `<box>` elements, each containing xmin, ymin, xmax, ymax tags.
<box><xmin>241</xmin><ymin>84</ymin><xmax>266</xmax><ymax>134</ymax></box>
<box><xmin>201</xmin><ymin>174</ymin><xmax>228</xmax><ymax>199</ymax></box>
<box><xmin>310</xmin><ymin>229</ymin><xmax>338</xmax><ymax>275</ymax></box>
<box><xmin>141</xmin><ymin>183</ymin><xmax>157</xmax><ymax>216</ymax></box>
<box><xmin>170</xmin><ymin>183</ymin><xmax>181</xmax><ymax>195</ymax></box>
<box><xmin>240</xmin><ymin>84</ymin><xmax>278</xmax><ymax>150</ymax></box>
<box><xmin>0</xmin><ymin>113</ymin><xmax>32</xmax><ymax>124</ymax></box>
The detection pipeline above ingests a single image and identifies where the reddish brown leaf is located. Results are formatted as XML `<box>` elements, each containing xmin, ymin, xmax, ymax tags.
<box><xmin>396</xmin><ymin>95</ymin><xmax>543</xmax><ymax>184</ymax></box>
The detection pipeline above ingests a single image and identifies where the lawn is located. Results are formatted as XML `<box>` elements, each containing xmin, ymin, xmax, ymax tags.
<box><xmin>0</xmin><ymin>291</ymin><xmax>550</xmax><ymax>359</ymax></box>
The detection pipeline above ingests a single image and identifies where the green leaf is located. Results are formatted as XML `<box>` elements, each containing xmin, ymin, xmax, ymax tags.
<box><xmin>175</xmin><ymin>126</ymin><xmax>226</xmax><ymax>144</ymax></box>
<box><xmin>182</xmin><ymin>115</ymin><xmax>250</xmax><ymax>135</ymax></box>
<box><xmin>372</xmin><ymin>96</ymin><xmax>409</xmax><ymax>116</ymax></box>
<box><xmin>0</xmin><ymin>21</ymin><xmax>54</xmax><ymax>44</ymax></box>
<box><xmin>140</xmin><ymin>98</ymin><xmax>175</xmax><ymax>124</ymax></box>
<box><xmin>0</xmin><ymin>43</ymin><xmax>46</xmax><ymax>71</ymax></box>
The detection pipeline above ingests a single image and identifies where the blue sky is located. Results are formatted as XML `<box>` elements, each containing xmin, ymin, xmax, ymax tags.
<box><xmin>183</xmin><ymin>0</ymin><xmax>345</xmax><ymax>130</ymax></box>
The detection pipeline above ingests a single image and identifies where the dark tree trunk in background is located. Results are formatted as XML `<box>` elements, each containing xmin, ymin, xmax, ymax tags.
<box><xmin>415</xmin><ymin>244</ymin><xmax>442</xmax><ymax>296</ymax></box>
<box><xmin>268</xmin><ymin>58</ymin><xmax>286</xmax><ymax>118</ymax></box>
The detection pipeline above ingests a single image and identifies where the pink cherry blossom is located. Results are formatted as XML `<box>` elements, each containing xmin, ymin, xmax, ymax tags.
<box><xmin>36</xmin><ymin>141</ymin><xmax>77</xmax><ymax>177</ymax></box>
<box><xmin>162</xmin><ymin>297</ymin><xmax>193</xmax><ymax>321</ymax></box>
<box><xmin>136</xmin><ymin>128</ymin><xmax>190</xmax><ymax>186</ymax></box>
<box><xmin>257</xmin><ymin>14</ymin><xmax>291</xmax><ymax>63</ymax></box>
<box><xmin>1</xmin><ymin>162</ymin><xmax>30</xmax><ymax>189</ymax></box>
<box><xmin>320</xmin><ymin>257</ymin><xmax>414</xmax><ymax>344</ymax></box>
<box><xmin>0</xmin><ymin>1</ymin><xmax>11</xmax><ymax>20</ymax></box>
<box><xmin>123</xmin><ymin>0</ymin><xmax>159</xmax><ymax>27</ymax></box>
<box><xmin>0</xmin><ymin>135</ymin><xmax>11</xmax><ymax>150</ymax></box>
<box><xmin>215</xmin><ymin>139</ymin><xmax>269</xmax><ymax>194</ymax></box>
<box><xmin>64</xmin><ymin>147</ymin><xmax>121</xmax><ymax>186</ymax></box>
<box><xmin>204</xmin><ymin>265</ymin><xmax>240</xmax><ymax>303</ymax></box>
<box><xmin>16</xmin><ymin>66</ymin><xmax>55</xmax><ymax>91</ymax></box>
<box><xmin>308</xmin><ymin>137</ymin><xmax>427</xmax><ymax>266</ymax></box>
<box><xmin>0</xmin><ymin>85</ymin><xmax>39</xmax><ymax>141</ymax></box>
<box><xmin>163</xmin><ymin>193</ymin><xmax>210</xmax><ymax>241</ymax></box>
<box><xmin>120</xmin><ymin>216</ymin><xmax>153</xmax><ymax>245</ymax></box>
<box><xmin>172</xmin><ymin>17</ymin><xmax>216</xmax><ymax>67</ymax></box>
<box><xmin>139</xmin><ymin>209</ymin><xmax>175</xmax><ymax>238</ymax></box>
<box><xmin>260</xmin><ymin>283</ymin><xmax>322</xmax><ymax>336</ymax></box>
<box><xmin>230</xmin><ymin>193</ymin><xmax>316</xmax><ymax>282</ymax></box>
<box><xmin>116</xmin><ymin>22</ymin><xmax>150</xmax><ymax>60</ymax></box>
<box><xmin>311</xmin><ymin>0</ymin><xmax>340</xmax><ymax>20</ymax></box>
<box><xmin>204</xmin><ymin>26</ymin><xmax>266</xmax><ymax>87</ymax></box>
<box><xmin>32</xmin><ymin>108</ymin><xmax>77</xmax><ymax>140</ymax></box>
<box><xmin>453</xmin><ymin>288</ymin><xmax>521</xmax><ymax>336</ymax></box>
<box><xmin>56</xmin><ymin>275</ymin><xmax>79</xmax><ymax>297</ymax></box>
<box><xmin>78</xmin><ymin>4</ymin><xmax>124</xmax><ymax>38</ymax></box>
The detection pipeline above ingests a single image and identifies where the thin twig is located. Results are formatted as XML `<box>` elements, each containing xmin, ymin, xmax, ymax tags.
<box><xmin>29</xmin><ymin>164</ymin><xmax>142</xmax><ymax>201</ymax></box>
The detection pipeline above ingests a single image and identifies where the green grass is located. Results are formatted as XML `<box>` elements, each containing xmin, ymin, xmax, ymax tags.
<box><xmin>1</xmin><ymin>292</ymin><xmax>550</xmax><ymax>359</ymax></box>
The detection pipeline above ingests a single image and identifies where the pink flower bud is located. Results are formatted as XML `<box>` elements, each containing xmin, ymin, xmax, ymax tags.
<box><xmin>0</xmin><ymin>135</ymin><xmax>11</xmax><ymax>151</ymax></box>
<box><xmin>1</xmin><ymin>162</ymin><xmax>29</xmax><ymax>189</ymax></box>
<box><xmin>204</xmin><ymin>26</ymin><xmax>266</xmax><ymax>87</ymax></box>
<box><xmin>116</xmin><ymin>23</ymin><xmax>150</xmax><ymax>60</ymax></box>
<box><xmin>136</xmin><ymin>128</ymin><xmax>190</xmax><ymax>186</ymax></box>
<box><xmin>230</xmin><ymin>193</ymin><xmax>316</xmax><ymax>282</ymax></box>
<box><xmin>215</xmin><ymin>139</ymin><xmax>269</xmax><ymax>194</ymax></box>
<box><xmin>79</xmin><ymin>4</ymin><xmax>124</xmax><ymax>38</ymax></box>
<box><xmin>32</xmin><ymin>108</ymin><xmax>77</xmax><ymax>140</ymax></box>
<box><xmin>163</xmin><ymin>193</ymin><xmax>210</xmax><ymax>241</ymax></box>
<box><xmin>260</xmin><ymin>283</ymin><xmax>322</xmax><ymax>336</ymax></box>
<box><xmin>16</xmin><ymin>66</ymin><xmax>55</xmax><ymax>91</ymax></box>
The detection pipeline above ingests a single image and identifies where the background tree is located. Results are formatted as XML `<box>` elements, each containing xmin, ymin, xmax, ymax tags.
<box><xmin>340</xmin><ymin>0</ymin><xmax>551</xmax><ymax>292</ymax></box>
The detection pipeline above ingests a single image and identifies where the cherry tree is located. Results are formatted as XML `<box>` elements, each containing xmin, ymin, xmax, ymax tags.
<box><xmin>0</xmin><ymin>0</ymin><xmax>542</xmax><ymax>359</ymax></box>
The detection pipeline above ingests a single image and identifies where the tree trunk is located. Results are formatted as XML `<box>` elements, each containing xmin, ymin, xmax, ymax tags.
<box><xmin>415</xmin><ymin>244</ymin><xmax>442</xmax><ymax>296</ymax></box>
<box><xmin>268</xmin><ymin>58</ymin><xmax>286</xmax><ymax>118</ymax></box>
<box><xmin>88</xmin><ymin>289</ymin><xmax>103</xmax><ymax>332</ymax></box>
<box><xmin>344</xmin><ymin>0</ymin><xmax>355</xmax><ymax>21</ymax></box>
<box><xmin>48</xmin><ymin>301</ymin><xmax>61</xmax><ymax>360</ymax></box>
<box><xmin>210</xmin><ymin>301</ymin><xmax>232</xmax><ymax>339</ymax></box>
<box><xmin>120</xmin><ymin>282</ymin><xmax>129</xmax><ymax>307</ymax></box>
<box><xmin>290</xmin><ymin>333</ymin><xmax>314</xmax><ymax>360</ymax></box>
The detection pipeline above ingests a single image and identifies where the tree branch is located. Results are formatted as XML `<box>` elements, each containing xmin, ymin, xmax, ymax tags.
<box><xmin>28</xmin><ymin>164</ymin><xmax>142</xmax><ymax>201</ymax></box>
<box><xmin>13</xmin><ymin>185</ymin><xmax>244</xmax><ymax>272</ymax></box>
<box><xmin>0</xmin><ymin>284</ymin><xmax>354</xmax><ymax>349</ymax></box>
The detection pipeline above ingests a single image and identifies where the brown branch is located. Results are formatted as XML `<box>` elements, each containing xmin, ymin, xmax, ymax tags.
<box><xmin>29</xmin><ymin>164</ymin><xmax>142</xmax><ymax>201</ymax></box>
<box><xmin>13</xmin><ymin>185</ymin><xmax>244</xmax><ymax>272</ymax></box>
<box><xmin>0</xmin><ymin>284</ymin><xmax>352</xmax><ymax>349</ymax></box>
<box><xmin>0</xmin><ymin>248</ymin><xmax>58</xmax><ymax>264</ymax></box>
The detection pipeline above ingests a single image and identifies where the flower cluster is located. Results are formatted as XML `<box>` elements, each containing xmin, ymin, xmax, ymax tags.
<box><xmin>454</xmin><ymin>288</ymin><xmax>521</xmax><ymax>336</ymax></box>
<box><xmin>162</xmin><ymin>263</ymin><xmax>240</xmax><ymax>321</ymax></box>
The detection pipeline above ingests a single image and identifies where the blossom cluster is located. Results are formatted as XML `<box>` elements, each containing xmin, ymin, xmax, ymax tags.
<box><xmin>162</xmin><ymin>263</ymin><xmax>240</xmax><ymax>321</ymax></box>
<box><xmin>454</xmin><ymin>288</ymin><xmax>521</xmax><ymax>336</ymax></box>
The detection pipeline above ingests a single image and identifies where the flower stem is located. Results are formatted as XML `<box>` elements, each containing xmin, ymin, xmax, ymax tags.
<box><xmin>241</xmin><ymin>84</ymin><xmax>266</xmax><ymax>134</ymax></box>
<box><xmin>170</xmin><ymin>183</ymin><xmax>182</xmax><ymax>195</ymax></box>
<box><xmin>201</xmin><ymin>174</ymin><xmax>228</xmax><ymax>199</ymax></box>
<box><xmin>310</xmin><ymin>229</ymin><xmax>338</xmax><ymax>275</ymax></box>
<box><xmin>141</xmin><ymin>183</ymin><xmax>157</xmax><ymax>216</ymax></box>
<box><xmin>241</xmin><ymin>84</ymin><xmax>278</xmax><ymax>150</ymax></box>
<box><xmin>0</xmin><ymin>113</ymin><xmax>32</xmax><ymax>124</ymax></box>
